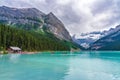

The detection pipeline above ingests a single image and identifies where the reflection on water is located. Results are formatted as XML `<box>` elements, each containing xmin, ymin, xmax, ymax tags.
<box><xmin>0</xmin><ymin>54</ymin><xmax>3</xmax><ymax>58</ymax></box>
<box><xmin>0</xmin><ymin>51</ymin><xmax>120</xmax><ymax>80</ymax></box>
<box><xmin>9</xmin><ymin>54</ymin><xmax>21</xmax><ymax>63</ymax></box>
<box><xmin>64</xmin><ymin>52</ymin><xmax>120</xmax><ymax>80</ymax></box>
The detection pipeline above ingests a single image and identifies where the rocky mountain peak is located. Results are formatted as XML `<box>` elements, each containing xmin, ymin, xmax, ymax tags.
<box><xmin>0</xmin><ymin>6</ymin><xmax>72</xmax><ymax>41</ymax></box>
<box><xmin>44</xmin><ymin>12</ymin><xmax>72</xmax><ymax>41</ymax></box>
<box><xmin>45</xmin><ymin>12</ymin><xmax>63</xmax><ymax>25</ymax></box>
<box><xmin>0</xmin><ymin>6</ymin><xmax>45</xmax><ymax>18</ymax></box>
<box><xmin>48</xmin><ymin>12</ymin><xmax>54</xmax><ymax>16</ymax></box>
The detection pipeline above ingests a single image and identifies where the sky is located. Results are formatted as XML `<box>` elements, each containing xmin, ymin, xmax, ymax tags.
<box><xmin>0</xmin><ymin>0</ymin><xmax>120</xmax><ymax>38</ymax></box>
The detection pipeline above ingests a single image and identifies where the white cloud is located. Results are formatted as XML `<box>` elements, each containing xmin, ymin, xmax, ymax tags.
<box><xmin>56</xmin><ymin>0</ymin><xmax>71</xmax><ymax>5</ymax></box>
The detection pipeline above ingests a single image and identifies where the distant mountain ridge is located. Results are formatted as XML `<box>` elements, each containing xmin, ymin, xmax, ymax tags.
<box><xmin>73</xmin><ymin>25</ymin><xmax>120</xmax><ymax>49</ymax></box>
<box><xmin>0</xmin><ymin>6</ymin><xmax>71</xmax><ymax>41</ymax></box>
<box><xmin>90</xmin><ymin>25</ymin><xmax>120</xmax><ymax>50</ymax></box>
<box><xmin>72</xmin><ymin>31</ymin><xmax>106</xmax><ymax>48</ymax></box>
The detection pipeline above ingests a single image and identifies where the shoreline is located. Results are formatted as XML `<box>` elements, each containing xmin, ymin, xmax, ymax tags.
<box><xmin>8</xmin><ymin>51</ymin><xmax>72</xmax><ymax>54</ymax></box>
<box><xmin>21</xmin><ymin>51</ymin><xmax>39</xmax><ymax>54</ymax></box>
<box><xmin>21</xmin><ymin>51</ymin><xmax>71</xmax><ymax>54</ymax></box>
<box><xmin>1</xmin><ymin>50</ymin><xmax>81</xmax><ymax>54</ymax></box>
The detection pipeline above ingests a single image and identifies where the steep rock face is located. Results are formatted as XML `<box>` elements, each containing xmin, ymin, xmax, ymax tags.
<box><xmin>44</xmin><ymin>12</ymin><xmax>71</xmax><ymax>41</ymax></box>
<box><xmin>90</xmin><ymin>25</ymin><xmax>120</xmax><ymax>50</ymax></box>
<box><xmin>0</xmin><ymin>6</ymin><xmax>71</xmax><ymax>41</ymax></box>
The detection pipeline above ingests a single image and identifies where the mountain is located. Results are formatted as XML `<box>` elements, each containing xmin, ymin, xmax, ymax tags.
<box><xmin>73</xmin><ymin>27</ymin><xmax>119</xmax><ymax>49</ymax></box>
<box><xmin>44</xmin><ymin>12</ymin><xmax>71</xmax><ymax>41</ymax></box>
<box><xmin>72</xmin><ymin>31</ymin><xmax>106</xmax><ymax>48</ymax></box>
<box><xmin>0</xmin><ymin>6</ymin><xmax>71</xmax><ymax>41</ymax></box>
<box><xmin>90</xmin><ymin>25</ymin><xmax>120</xmax><ymax>50</ymax></box>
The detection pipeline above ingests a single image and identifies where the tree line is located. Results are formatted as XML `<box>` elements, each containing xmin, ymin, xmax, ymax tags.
<box><xmin>0</xmin><ymin>24</ymin><xmax>72</xmax><ymax>51</ymax></box>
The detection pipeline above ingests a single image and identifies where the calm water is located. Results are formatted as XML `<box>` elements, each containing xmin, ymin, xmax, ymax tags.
<box><xmin>0</xmin><ymin>51</ymin><xmax>120</xmax><ymax>80</ymax></box>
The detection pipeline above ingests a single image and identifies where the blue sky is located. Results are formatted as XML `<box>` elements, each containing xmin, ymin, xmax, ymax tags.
<box><xmin>0</xmin><ymin>0</ymin><xmax>120</xmax><ymax>38</ymax></box>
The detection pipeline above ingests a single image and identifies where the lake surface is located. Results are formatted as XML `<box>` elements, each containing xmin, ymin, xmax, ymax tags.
<box><xmin>0</xmin><ymin>51</ymin><xmax>120</xmax><ymax>80</ymax></box>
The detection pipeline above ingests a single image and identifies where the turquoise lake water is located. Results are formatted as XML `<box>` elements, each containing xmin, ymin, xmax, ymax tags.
<box><xmin>0</xmin><ymin>51</ymin><xmax>120</xmax><ymax>80</ymax></box>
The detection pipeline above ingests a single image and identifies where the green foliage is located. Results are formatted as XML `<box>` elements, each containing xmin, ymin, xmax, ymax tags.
<box><xmin>0</xmin><ymin>24</ymin><xmax>72</xmax><ymax>51</ymax></box>
<box><xmin>0</xmin><ymin>47</ymin><xmax>8</xmax><ymax>54</ymax></box>
<box><xmin>14</xmin><ymin>23</ymin><xmax>41</xmax><ymax>31</ymax></box>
